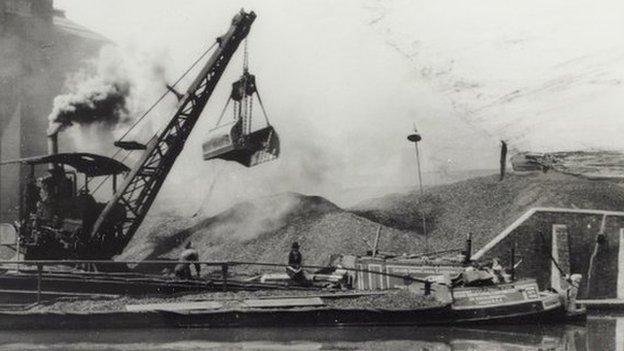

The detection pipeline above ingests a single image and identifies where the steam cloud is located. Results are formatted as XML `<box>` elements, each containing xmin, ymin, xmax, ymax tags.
<box><xmin>47</xmin><ymin>46</ymin><xmax>174</xmax><ymax>152</ymax></box>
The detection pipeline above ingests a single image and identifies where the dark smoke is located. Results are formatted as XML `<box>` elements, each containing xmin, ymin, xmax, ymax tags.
<box><xmin>46</xmin><ymin>45</ymin><xmax>174</xmax><ymax>146</ymax></box>
<box><xmin>47</xmin><ymin>78</ymin><xmax>132</xmax><ymax>136</ymax></box>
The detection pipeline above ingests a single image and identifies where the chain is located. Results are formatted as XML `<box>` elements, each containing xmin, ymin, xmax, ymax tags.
<box><xmin>243</xmin><ymin>38</ymin><xmax>249</xmax><ymax>71</ymax></box>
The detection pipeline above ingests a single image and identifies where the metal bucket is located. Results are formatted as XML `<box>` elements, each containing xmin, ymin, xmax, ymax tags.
<box><xmin>202</xmin><ymin>121</ymin><xmax>242</xmax><ymax>161</ymax></box>
<box><xmin>202</xmin><ymin>121</ymin><xmax>279</xmax><ymax>167</ymax></box>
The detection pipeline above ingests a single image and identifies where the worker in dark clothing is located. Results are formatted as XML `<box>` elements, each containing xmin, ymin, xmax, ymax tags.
<box><xmin>174</xmin><ymin>241</ymin><xmax>201</xmax><ymax>279</ymax></box>
<box><xmin>286</xmin><ymin>241</ymin><xmax>305</xmax><ymax>282</ymax></box>
<box><xmin>288</xmin><ymin>242</ymin><xmax>302</xmax><ymax>269</ymax></box>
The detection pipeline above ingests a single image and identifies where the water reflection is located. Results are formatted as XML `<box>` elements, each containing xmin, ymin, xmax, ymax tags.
<box><xmin>0</xmin><ymin>314</ymin><xmax>621</xmax><ymax>351</ymax></box>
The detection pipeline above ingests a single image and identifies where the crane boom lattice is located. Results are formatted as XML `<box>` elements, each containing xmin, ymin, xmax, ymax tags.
<box><xmin>90</xmin><ymin>11</ymin><xmax>257</xmax><ymax>256</ymax></box>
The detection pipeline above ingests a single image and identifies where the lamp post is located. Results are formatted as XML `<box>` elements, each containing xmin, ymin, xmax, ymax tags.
<box><xmin>407</xmin><ymin>126</ymin><xmax>428</xmax><ymax>252</ymax></box>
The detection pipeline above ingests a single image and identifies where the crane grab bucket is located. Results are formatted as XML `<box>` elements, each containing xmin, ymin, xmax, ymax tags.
<box><xmin>202</xmin><ymin>70</ymin><xmax>279</xmax><ymax>167</ymax></box>
<box><xmin>202</xmin><ymin>120</ymin><xmax>279</xmax><ymax>167</ymax></box>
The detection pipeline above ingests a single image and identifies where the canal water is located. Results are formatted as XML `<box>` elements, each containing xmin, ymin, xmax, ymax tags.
<box><xmin>0</xmin><ymin>313</ymin><xmax>621</xmax><ymax>350</ymax></box>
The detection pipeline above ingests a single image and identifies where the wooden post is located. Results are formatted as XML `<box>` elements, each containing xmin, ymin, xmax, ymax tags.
<box><xmin>463</xmin><ymin>233</ymin><xmax>472</xmax><ymax>264</ymax></box>
<box><xmin>37</xmin><ymin>264</ymin><xmax>42</xmax><ymax>303</ymax></box>
<box><xmin>618</xmin><ymin>228</ymin><xmax>624</xmax><ymax>299</ymax></box>
<box><xmin>510</xmin><ymin>242</ymin><xmax>516</xmax><ymax>282</ymax></box>
<box><xmin>222</xmin><ymin>264</ymin><xmax>228</xmax><ymax>291</ymax></box>
<box><xmin>15</xmin><ymin>235</ymin><xmax>20</xmax><ymax>273</ymax></box>
<box><xmin>372</xmin><ymin>225</ymin><xmax>381</xmax><ymax>258</ymax></box>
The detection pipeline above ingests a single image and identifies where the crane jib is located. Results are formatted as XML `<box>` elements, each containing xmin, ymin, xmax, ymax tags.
<box><xmin>89</xmin><ymin>11</ymin><xmax>257</xmax><ymax>255</ymax></box>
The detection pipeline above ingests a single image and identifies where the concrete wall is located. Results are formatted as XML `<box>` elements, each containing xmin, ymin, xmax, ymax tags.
<box><xmin>0</xmin><ymin>0</ymin><xmax>107</xmax><ymax>221</ymax></box>
<box><xmin>474</xmin><ymin>208</ymin><xmax>624</xmax><ymax>299</ymax></box>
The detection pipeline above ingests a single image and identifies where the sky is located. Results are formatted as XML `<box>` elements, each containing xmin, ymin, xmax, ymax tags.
<box><xmin>54</xmin><ymin>0</ymin><xmax>624</xmax><ymax>213</ymax></box>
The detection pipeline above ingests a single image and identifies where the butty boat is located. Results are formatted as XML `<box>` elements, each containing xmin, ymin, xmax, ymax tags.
<box><xmin>0</xmin><ymin>252</ymin><xmax>584</xmax><ymax>330</ymax></box>
<box><xmin>0</xmin><ymin>271</ymin><xmax>584</xmax><ymax>330</ymax></box>
<box><xmin>0</xmin><ymin>233</ymin><xmax>584</xmax><ymax>329</ymax></box>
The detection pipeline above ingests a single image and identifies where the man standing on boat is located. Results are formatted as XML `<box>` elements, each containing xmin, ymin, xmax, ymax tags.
<box><xmin>175</xmin><ymin>242</ymin><xmax>201</xmax><ymax>279</ymax></box>
<box><xmin>286</xmin><ymin>241</ymin><xmax>306</xmax><ymax>282</ymax></box>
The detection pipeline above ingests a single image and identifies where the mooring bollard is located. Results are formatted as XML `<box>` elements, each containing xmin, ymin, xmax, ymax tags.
<box><xmin>36</xmin><ymin>264</ymin><xmax>42</xmax><ymax>303</ymax></box>
<box><xmin>222</xmin><ymin>264</ymin><xmax>229</xmax><ymax>291</ymax></box>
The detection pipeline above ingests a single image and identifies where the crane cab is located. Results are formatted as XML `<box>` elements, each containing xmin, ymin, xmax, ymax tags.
<box><xmin>0</xmin><ymin>152</ymin><xmax>130</xmax><ymax>260</ymax></box>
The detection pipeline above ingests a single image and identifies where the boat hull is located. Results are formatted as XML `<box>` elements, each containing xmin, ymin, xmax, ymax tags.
<box><xmin>0</xmin><ymin>298</ymin><xmax>576</xmax><ymax>330</ymax></box>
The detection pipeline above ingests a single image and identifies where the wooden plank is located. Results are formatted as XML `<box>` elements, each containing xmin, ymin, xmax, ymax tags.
<box><xmin>242</xmin><ymin>297</ymin><xmax>325</xmax><ymax>308</ymax></box>
<box><xmin>254</xmin><ymin>291</ymin><xmax>387</xmax><ymax>300</ymax></box>
<box><xmin>0</xmin><ymin>289</ymin><xmax>118</xmax><ymax>298</ymax></box>
<box><xmin>125</xmin><ymin>301</ymin><xmax>223</xmax><ymax>312</ymax></box>
<box><xmin>183</xmin><ymin>291</ymin><xmax>387</xmax><ymax>304</ymax></box>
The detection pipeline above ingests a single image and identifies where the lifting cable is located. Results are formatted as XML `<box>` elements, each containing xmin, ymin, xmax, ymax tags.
<box><xmin>116</xmin><ymin>40</ymin><xmax>219</xmax><ymax>145</ymax></box>
<box><xmin>241</xmin><ymin>38</ymin><xmax>252</xmax><ymax>134</ymax></box>
<box><xmin>211</xmin><ymin>38</ymin><xmax>249</xmax><ymax>130</ymax></box>
<box><xmin>87</xmin><ymin>41</ymin><xmax>219</xmax><ymax>195</ymax></box>
<box><xmin>213</xmin><ymin>96</ymin><xmax>233</xmax><ymax>129</ymax></box>
<box><xmin>255</xmin><ymin>88</ymin><xmax>271</xmax><ymax>126</ymax></box>
<box><xmin>243</xmin><ymin>37</ymin><xmax>250</xmax><ymax>71</ymax></box>
<box><xmin>243</xmin><ymin>37</ymin><xmax>272</xmax><ymax>127</ymax></box>
<box><xmin>191</xmin><ymin>165</ymin><xmax>222</xmax><ymax>218</ymax></box>
<box><xmin>212</xmin><ymin>37</ymin><xmax>271</xmax><ymax>129</ymax></box>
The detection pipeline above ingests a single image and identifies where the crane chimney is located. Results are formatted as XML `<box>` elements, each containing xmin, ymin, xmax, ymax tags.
<box><xmin>47</xmin><ymin>132</ymin><xmax>59</xmax><ymax>156</ymax></box>
<box><xmin>47</xmin><ymin>130</ymin><xmax>61</xmax><ymax>172</ymax></box>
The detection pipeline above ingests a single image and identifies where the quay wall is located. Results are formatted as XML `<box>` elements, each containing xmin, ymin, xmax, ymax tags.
<box><xmin>474</xmin><ymin>208</ymin><xmax>624</xmax><ymax>299</ymax></box>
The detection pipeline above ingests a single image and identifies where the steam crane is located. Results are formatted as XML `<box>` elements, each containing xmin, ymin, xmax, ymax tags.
<box><xmin>1</xmin><ymin>10</ymin><xmax>278</xmax><ymax>262</ymax></box>
<box><xmin>90</xmin><ymin>10</ymin><xmax>266</xmax><ymax>259</ymax></box>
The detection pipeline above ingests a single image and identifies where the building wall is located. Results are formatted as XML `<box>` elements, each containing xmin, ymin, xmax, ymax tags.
<box><xmin>476</xmin><ymin>209</ymin><xmax>624</xmax><ymax>299</ymax></box>
<box><xmin>0</xmin><ymin>0</ymin><xmax>107</xmax><ymax>221</ymax></box>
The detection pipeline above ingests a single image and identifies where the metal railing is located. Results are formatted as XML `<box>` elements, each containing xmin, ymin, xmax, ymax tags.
<box><xmin>0</xmin><ymin>259</ymin><xmax>440</xmax><ymax>303</ymax></box>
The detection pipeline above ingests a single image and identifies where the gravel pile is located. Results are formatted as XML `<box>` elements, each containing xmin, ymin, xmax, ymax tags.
<box><xmin>121</xmin><ymin>192</ymin><xmax>425</xmax><ymax>269</ymax></box>
<box><xmin>326</xmin><ymin>290</ymin><xmax>443</xmax><ymax>310</ymax></box>
<box><xmin>352</xmin><ymin>172</ymin><xmax>624</xmax><ymax>252</ymax></box>
<box><xmin>119</xmin><ymin>172</ymin><xmax>624</xmax><ymax>273</ymax></box>
<box><xmin>22</xmin><ymin>289</ymin><xmax>442</xmax><ymax>313</ymax></box>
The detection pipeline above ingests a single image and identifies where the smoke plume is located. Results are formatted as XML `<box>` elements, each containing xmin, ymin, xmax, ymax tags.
<box><xmin>47</xmin><ymin>78</ymin><xmax>131</xmax><ymax>136</ymax></box>
<box><xmin>47</xmin><ymin>46</ymin><xmax>174</xmax><ymax>152</ymax></box>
